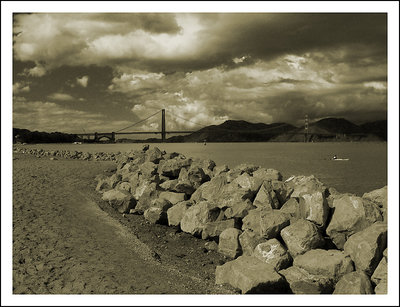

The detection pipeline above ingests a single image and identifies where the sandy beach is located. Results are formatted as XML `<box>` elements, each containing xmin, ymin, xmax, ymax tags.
<box><xmin>12</xmin><ymin>153</ymin><xmax>235</xmax><ymax>294</ymax></box>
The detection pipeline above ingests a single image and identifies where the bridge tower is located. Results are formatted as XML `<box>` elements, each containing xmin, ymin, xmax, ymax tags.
<box><xmin>304</xmin><ymin>114</ymin><xmax>309</xmax><ymax>142</ymax></box>
<box><xmin>161</xmin><ymin>109</ymin><xmax>166</xmax><ymax>142</ymax></box>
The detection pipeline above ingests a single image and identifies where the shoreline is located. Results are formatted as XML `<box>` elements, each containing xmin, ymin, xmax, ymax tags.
<box><xmin>12</xmin><ymin>152</ymin><xmax>236</xmax><ymax>294</ymax></box>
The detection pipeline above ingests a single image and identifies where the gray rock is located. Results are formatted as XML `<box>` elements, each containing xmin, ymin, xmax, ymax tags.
<box><xmin>374</xmin><ymin>279</ymin><xmax>387</xmax><ymax>294</ymax></box>
<box><xmin>286</xmin><ymin>175</ymin><xmax>327</xmax><ymax>198</ymax></box>
<box><xmin>224</xmin><ymin>199</ymin><xmax>256</xmax><ymax>219</ymax></box>
<box><xmin>159</xmin><ymin>179</ymin><xmax>178</xmax><ymax>191</ymax></box>
<box><xmin>293</xmin><ymin>249</ymin><xmax>354</xmax><ymax>282</ymax></box>
<box><xmin>299</xmin><ymin>191</ymin><xmax>330</xmax><ymax>228</ymax></box>
<box><xmin>102</xmin><ymin>189</ymin><xmax>136</xmax><ymax>214</ymax></box>
<box><xmin>144</xmin><ymin>207</ymin><xmax>168</xmax><ymax>224</ymax></box>
<box><xmin>280</xmin><ymin>219</ymin><xmax>325</xmax><ymax>257</ymax></box>
<box><xmin>371</xmin><ymin>256</ymin><xmax>387</xmax><ymax>286</ymax></box>
<box><xmin>202</xmin><ymin>219</ymin><xmax>239</xmax><ymax>240</ymax></box>
<box><xmin>333</xmin><ymin>271</ymin><xmax>373</xmax><ymax>294</ymax></box>
<box><xmin>239</xmin><ymin>230</ymin><xmax>266</xmax><ymax>256</ymax></box>
<box><xmin>218</xmin><ymin>228</ymin><xmax>242</xmax><ymax>259</ymax></box>
<box><xmin>326</xmin><ymin>195</ymin><xmax>383</xmax><ymax>249</ymax></box>
<box><xmin>134</xmin><ymin>182</ymin><xmax>159</xmax><ymax>214</ymax></box>
<box><xmin>343</xmin><ymin>222</ymin><xmax>387</xmax><ymax>276</ymax></box>
<box><xmin>191</xmin><ymin>174</ymin><xmax>227</xmax><ymax>203</ymax></box>
<box><xmin>159</xmin><ymin>191</ymin><xmax>186</xmax><ymax>205</ymax></box>
<box><xmin>204</xmin><ymin>241</ymin><xmax>218</xmax><ymax>251</ymax></box>
<box><xmin>231</xmin><ymin>173</ymin><xmax>263</xmax><ymax>193</ymax></box>
<box><xmin>145</xmin><ymin>147</ymin><xmax>163</xmax><ymax>163</ymax></box>
<box><xmin>159</xmin><ymin>158</ymin><xmax>192</xmax><ymax>178</ymax></box>
<box><xmin>242</xmin><ymin>208</ymin><xmax>290</xmax><ymax>239</ymax></box>
<box><xmin>253</xmin><ymin>239</ymin><xmax>292</xmax><ymax>271</ymax></box>
<box><xmin>215</xmin><ymin>256</ymin><xmax>287</xmax><ymax>293</ymax></box>
<box><xmin>167</xmin><ymin>200</ymin><xmax>192</xmax><ymax>227</ymax></box>
<box><xmin>253</xmin><ymin>181</ymin><xmax>280</xmax><ymax>209</ymax></box>
<box><xmin>279</xmin><ymin>265</ymin><xmax>334</xmax><ymax>294</ymax></box>
<box><xmin>279</xmin><ymin>198</ymin><xmax>301</xmax><ymax>222</ymax></box>
<box><xmin>213</xmin><ymin>164</ymin><xmax>229</xmax><ymax>176</ymax></box>
<box><xmin>252</xmin><ymin>167</ymin><xmax>283</xmax><ymax>181</ymax></box>
<box><xmin>363</xmin><ymin>186</ymin><xmax>387</xmax><ymax>222</ymax></box>
<box><xmin>138</xmin><ymin>161</ymin><xmax>158</xmax><ymax>179</ymax></box>
<box><xmin>180</xmin><ymin>201</ymin><xmax>221</xmax><ymax>236</ymax></box>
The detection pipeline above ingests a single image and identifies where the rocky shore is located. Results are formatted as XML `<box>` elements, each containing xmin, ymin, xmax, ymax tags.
<box><xmin>13</xmin><ymin>145</ymin><xmax>388</xmax><ymax>294</ymax></box>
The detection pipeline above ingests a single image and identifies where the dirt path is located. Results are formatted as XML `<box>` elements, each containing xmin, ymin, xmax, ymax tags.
<box><xmin>13</xmin><ymin>153</ymin><xmax>235</xmax><ymax>294</ymax></box>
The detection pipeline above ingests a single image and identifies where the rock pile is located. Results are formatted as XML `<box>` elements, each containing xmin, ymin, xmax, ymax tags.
<box><xmin>92</xmin><ymin>145</ymin><xmax>388</xmax><ymax>294</ymax></box>
<box><xmin>13</xmin><ymin>146</ymin><xmax>117</xmax><ymax>161</ymax></box>
<box><xmin>16</xmin><ymin>144</ymin><xmax>388</xmax><ymax>294</ymax></box>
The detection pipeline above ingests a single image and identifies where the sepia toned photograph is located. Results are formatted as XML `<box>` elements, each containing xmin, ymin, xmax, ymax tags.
<box><xmin>2</xmin><ymin>1</ymin><xmax>399</xmax><ymax>306</ymax></box>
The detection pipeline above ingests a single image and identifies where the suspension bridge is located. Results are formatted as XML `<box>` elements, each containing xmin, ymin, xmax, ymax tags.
<box><xmin>76</xmin><ymin>109</ymin><xmax>200</xmax><ymax>142</ymax></box>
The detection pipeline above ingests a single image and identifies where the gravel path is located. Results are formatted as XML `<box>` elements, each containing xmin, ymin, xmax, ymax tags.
<box><xmin>12</xmin><ymin>153</ymin><xmax>234</xmax><ymax>294</ymax></box>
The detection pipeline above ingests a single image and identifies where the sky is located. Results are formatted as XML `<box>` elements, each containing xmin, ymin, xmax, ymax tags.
<box><xmin>12</xmin><ymin>12</ymin><xmax>388</xmax><ymax>134</ymax></box>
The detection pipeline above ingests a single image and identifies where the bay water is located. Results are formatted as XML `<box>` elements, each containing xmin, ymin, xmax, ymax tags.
<box><xmin>21</xmin><ymin>142</ymin><xmax>387</xmax><ymax>196</ymax></box>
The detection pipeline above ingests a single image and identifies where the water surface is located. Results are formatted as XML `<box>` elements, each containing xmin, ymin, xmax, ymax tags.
<box><xmin>21</xmin><ymin>142</ymin><xmax>387</xmax><ymax>196</ymax></box>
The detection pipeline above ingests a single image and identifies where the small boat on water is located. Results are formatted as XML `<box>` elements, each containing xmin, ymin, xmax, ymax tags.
<box><xmin>73</xmin><ymin>141</ymin><xmax>82</xmax><ymax>145</ymax></box>
<box><xmin>332</xmin><ymin>158</ymin><xmax>350</xmax><ymax>161</ymax></box>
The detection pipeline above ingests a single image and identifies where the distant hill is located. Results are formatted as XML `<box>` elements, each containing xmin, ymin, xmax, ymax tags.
<box><xmin>167</xmin><ymin>118</ymin><xmax>387</xmax><ymax>143</ymax></box>
<box><xmin>271</xmin><ymin>118</ymin><xmax>386</xmax><ymax>142</ymax></box>
<box><xmin>168</xmin><ymin>120</ymin><xmax>297</xmax><ymax>142</ymax></box>
<box><xmin>359</xmin><ymin>120</ymin><xmax>387</xmax><ymax>141</ymax></box>
<box><xmin>13</xmin><ymin>128</ymin><xmax>81</xmax><ymax>144</ymax></box>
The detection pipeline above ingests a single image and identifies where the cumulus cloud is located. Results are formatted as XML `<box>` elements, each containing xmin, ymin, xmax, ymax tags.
<box><xmin>76</xmin><ymin>75</ymin><xmax>89</xmax><ymax>87</ymax></box>
<box><xmin>13</xmin><ymin>82</ymin><xmax>30</xmax><ymax>94</ymax></box>
<box><xmin>24</xmin><ymin>63</ymin><xmax>47</xmax><ymax>77</ymax></box>
<box><xmin>13</xmin><ymin>100</ymin><xmax>134</xmax><ymax>133</ymax></box>
<box><xmin>12</xmin><ymin>13</ymin><xmax>387</xmax><ymax>131</ymax></box>
<box><xmin>13</xmin><ymin>13</ymin><xmax>386</xmax><ymax>72</ymax></box>
<box><xmin>48</xmin><ymin>93</ymin><xmax>74</xmax><ymax>101</ymax></box>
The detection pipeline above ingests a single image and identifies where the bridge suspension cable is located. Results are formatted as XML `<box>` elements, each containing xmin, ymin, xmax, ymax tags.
<box><xmin>115</xmin><ymin>109</ymin><xmax>162</xmax><ymax>133</ymax></box>
<box><xmin>166</xmin><ymin>111</ymin><xmax>208</xmax><ymax>128</ymax></box>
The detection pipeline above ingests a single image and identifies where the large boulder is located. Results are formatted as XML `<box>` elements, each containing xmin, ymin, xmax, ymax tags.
<box><xmin>191</xmin><ymin>174</ymin><xmax>227</xmax><ymax>203</ymax></box>
<box><xmin>363</xmin><ymin>186</ymin><xmax>387</xmax><ymax>221</ymax></box>
<box><xmin>239</xmin><ymin>230</ymin><xmax>266</xmax><ymax>256</ymax></box>
<box><xmin>326</xmin><ymin>195</ymin><xmax>383</xmax><ymax>249</ymax></box>
<box><xmin>159</xmin><ymin>191</ymin><xmax>186</xmax><ymax>205</ymax></box>
<box><xmin>138</xmin><ymin>161</ymin><xmax>158</xmax><ymax>179</ymax></box>
<box><xmin>253</xmin><ymin>181</ymin><xmax>281</xmax><ymax>209</ymax></box>
<box><xmin>279</xmin><ymin>198</ymin><xmax>301</xmax><ymax>222</ymax></box>
<box><xmin>159</xmin><ymin>158</ymin><xmax>192</xmax><ymax>178</ymax></box>
<box><xmin>279</xmin><ymin>266</ymin><xmax>334</xmax><ymax>294</ymax></box>
<box><xmin>180</xmin><ymin>201</ymin><xmax>221</xmax><ymax>236</ymax></box>
<box><xmin>145</xmin><ymin>147</ymin><xmax>163</xmax><ymax>163</ymax></box>
<box><xmin>374</xmin><ymin>280</ymin><xmax>387</xmax><ymax>294</ymax></box>
<box><xmin>362</xmin><ymin>186</ymin><xmax>387</xmax><ymax>208</ymax></box>
<box><xmin>280</xmin><ymin>219</ymin><xmax>325</xmax><ymax>258</ymax></box>
<box><xmin>371</xmin><ymin>255</ymin><xmax>387</xmax><ymax>287</ymax></box>
<box><xmin>231</xmin><ymin>173</ymin><xmax>263</xmax><ymax>193</ymax></box>
<box><xmin>202</xmin><ymin>219</ymin><xmax>239</xmax><ymax>240</ymax></box>
<box><xmin>134</xmin><ymin>182</ymin><xmax>160</xmax><ymax>214</ymax></box>
<box><xmin>224</xmin><ymin>199</ymin><xmax>256</xmax><ymax>219</ymax></box>
<box><xmin>343</xmin><ymin>222</ymin><xmax>387</xmax><ymax>276</ymax></box>
<box><xmin>293</xmin><ymin>249</ymin><xmax>354</xmax><ymax>282</ymax></box>
<box><xmin>253</xmin><ymin>239</ymin><xmax>292</xmax><ymax>271</ymax></box>
<box><xmin>286</xmin><ymin>175</ymin><xmax>327</xmax><ymax>198</ymax></box>
<box><xmin>333</xmin><ymin>271</ymin><xmax>373</xmax><ymax>294</ymax></box>
<box><xmin>298</xmin><ymin>191</ymin><xmax>330</xmax><ymax>228</ymax></box>
<box><xmin>218</xmin><ymin>228</ymin><xmax>242</xmax><ymax>259</ymax></box>
<box><xmin>167</xmin><ymin>200</ymin><xmax>192</xmax><ymax>227</ymax></box>
<box><xmin>159</xmin><ymin>179</ymin><xmax>178</xmax><ymax>191</ymax></box>
<box><xmin>242</xmin><ymin>208</ymin><xmax>290</xmax><ymax>239</ymax></box>
<box><xmin>215</xmin><ymin>256</ymin><xmax>288</xmax><ymax>293</ymax></box>
<box><xmin>252</xmin><ymin>168</ymin><xmax>282</xmax><ymax>181</ymax></box>
<box><xmin>102</xmin><ymin>189</ymin><xmax>136</xmax><ymax>214</ymax></box>
<box><xmin>144</xmin><ymin>207</ymin><xmax>167</xmax><ymax>224</ymax></box>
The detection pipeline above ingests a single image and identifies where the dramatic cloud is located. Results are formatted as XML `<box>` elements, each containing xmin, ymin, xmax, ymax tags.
<box><xmin>12</xmin><ymin>13</ymin><xmax>387</xmax><ymax>132</ymax></box>
<box><xmin>76</xmin><ymin>75</ymin><xmax>89</xmax><ymax>87</ymax></box>
<box><xmin>47</xmin><ymin>93</ymin><xmax>75</xmax><ymax>101</ymax></box>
